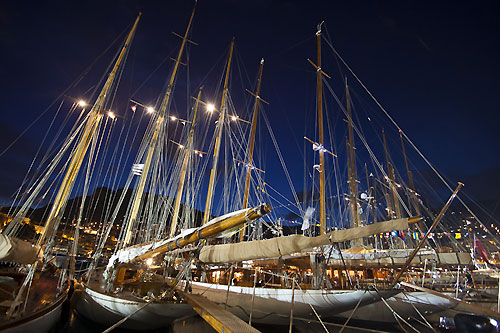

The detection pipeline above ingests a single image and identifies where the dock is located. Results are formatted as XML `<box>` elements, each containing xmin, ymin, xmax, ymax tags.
<box><xmin>183</xmin><ymin>293</ymin><xmax>260</xmax><ymax>333</ymax></box>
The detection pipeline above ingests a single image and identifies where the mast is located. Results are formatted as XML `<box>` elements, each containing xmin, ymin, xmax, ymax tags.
<box><xmin>400</xmin><ymin>131</ymin><xmax>421</xmax><ymax>216</ymax></box>
<box><xmin>122</xmin><ymin>4</ymin><xmax>196</xmax><ymax>247</ymax></box>
<box><xmin>39</xmin><ymin>14</ymin><xmax>141</xmax><ymax>249</ymax></box>
<box><xmin>316</xmin><ymin>24</ymin><xmax>326</xmax><ymax>235</ymax></box>
<box><xmin>203</xmin><ymin>38</ymin><xmax>235</xmax><ymax>225</ymax></box>
<box><xmin>169</xmin><ymin>87</ymin><xmax>202</xmax><ymax>237</ymax></box>
<box><xmin>382</xmin><ymin>129</ymin><xmax>402</xmax><ymax>219</ymax></box>
<box><xmin>239</xmin><ymin>59</ymin><xmax>264</xmax><ymax>242</ymax></box>
<box><xmin>365</xmin><ymin>164</ymin><xmax>378</xmax><ymax>249</ymax></box>
<box><xmin>8</xmin><ymin>14</ymin><xmax>141</xmax><ymax>318</ymax></box>
<box><xmin>345</xmin><ymin>82</ymin><xmax>360</xmax><ymax>236</ymax></box>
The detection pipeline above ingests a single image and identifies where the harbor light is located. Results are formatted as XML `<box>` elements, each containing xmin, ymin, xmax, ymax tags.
<box><xmin>206</xmin><ymin>103</ymin><xmax>215</xmax><ymax>112</ymax></box>
<box><xmin>78</xmin><ymin>100</ymin><xmax>86</xmax><ymax>107</ymax></box>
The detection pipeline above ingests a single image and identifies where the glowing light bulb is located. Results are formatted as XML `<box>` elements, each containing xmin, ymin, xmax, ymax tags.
<box><xmin>78</xmin><ymin>100</ymin><xmax>86</xmax><ymax>107</ymax></box>
<box><xmin>206</xmin><ymin>103</ymin><xmax>215</xmax><ymax>112</ymax></box>
<box><xmin>107</xmin><ymin>111</ymin><xmax>116</xmax><ymax>119</ymax></box>
<box><xmin>231</xmin><ymin>115</ymin><xmax>237</xmax><ymax>121</ymax></box>
<box><xmin>147</xmin><ymin>107</ymin><xmax>154</xmax><ymax>113</ymax></box>
<box><xmin>131</xmin><ymin>105</ymin><xmax>137</xmax><ymax>112</ymax></box>
<box><xmin>170</xmin><ymin>116</ymin><xmax>177</xmax><ymax>121</ymax></box>
<box><xmin>146</xmin><ymin>258</ymin><xmax>153</xmax><ymax>266</ymax></box>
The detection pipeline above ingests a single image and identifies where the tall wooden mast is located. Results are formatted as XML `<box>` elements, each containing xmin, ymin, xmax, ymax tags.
<box><xmin>345</xmin><ymin>82</ymin><xmax>360</xmax><ymax>236</ymax></box>
<box><xmin>203</xmin><ymin>38</ymin><xmax>235</xmax><ymax>225</ymax></box>
<box><xmin>39</xmin><ymin>14</ymin><xmax>141</xmax><ymax>249</ymax></box>
<box><xmin>316</xmin><ymin>24</ymin><xmax>326</xmax><ymax>235</ymax></box>
<box><xmin>400</xmin><ymin>131</ymin><xmax>421</xmax><ymax>216</ymax></box>
<box><xmin>8</xmin><ymin>14</ymin><xmax>141</xmax><ymax>318</ymax></box>
<box><xmin>123</xmin><ymin>5</ymin><xmax>196</xmax><ymax>246</ymax></box>
<box><xmin>169</xmin><ymin>87</ymin><xmax>202</xmax><ymax>237</ymax></box>
<box><xmin>239</xmin><ymin>59</ymin><xmax>264</xmax><ymax>241</ymax></box>
<box><xmin>382</xmin><ymin>129</ymin><xmax>402</xmax><ymax>219</ymax></box>
<box><xmin>365</xmin><ymin>164</ymin><xmax>378</xmax><ymax>249</ymax></box>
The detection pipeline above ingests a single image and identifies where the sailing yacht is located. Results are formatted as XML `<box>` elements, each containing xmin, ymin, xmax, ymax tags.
<box><xmin>184</xmin><ymin>23</ymin><xmax>411</xmax><ymax>325</ymax></box>
<box><xmin>72</xmin><ymin>3</ymin><xmax>273</xmax><ymax>329</ymax></box>
<box><xmin>0</xmin><ymin>12</ymin><xmax>141</xmax><ymax>333</ymax></box>
<box><xmin>183</xmin><ymin>21</ymin><xmax>483</xmax><ymax>329</ymax></box>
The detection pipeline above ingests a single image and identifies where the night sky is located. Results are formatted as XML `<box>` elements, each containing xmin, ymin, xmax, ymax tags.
<box><xmin>1</xmin><ymin>1</ymin><xmax>499</xmax><ymax>222</ymax></box>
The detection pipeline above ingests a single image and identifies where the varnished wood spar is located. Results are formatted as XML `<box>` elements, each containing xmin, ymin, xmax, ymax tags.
<box><xmin>345</xmin><ymin>83</ymin><xmax>361</xmax><ymax>241</ymax></box>
<box><xmin>169</xmin><ymin>87</ymin><xmax>203</xmax><ymax>237</ymax></box>
<box><xmin>316</xmin><ymin>24</ymin><xmax>326</xmax><ymax>235</ymax></box>
<box><xmin>400</xmin><ymin>132</ymin><xmax>421</xmax><ymax>216</ymax></box>
<box><xmin>9</xmin><ymin>13</ymin><xmax>142</xmax><ymax>318</ymax></box>
<box><xmin>382</xmin><ymin>129</ymin><xmax>402</xmax><ymax>219</ymax></box>
<box><xmin>389</xmin><ymin>183</ymin><xmax>463</xmax><ymax>289</ymax></box>
<box><xmin>132</xmin><ymin>204</ymin><xmax>271</xmax><ymax>263</ymax></box>
<box><xmin>42</xmin><ymin>13</ymin><xmax>141</xmax><ymax>249</ymax></box>
<box><xmin>123</xmin><ymin>4</ymin><xmax>197</xmax><ymax>247</ymax></box>
<box><xmin>364</xmin><ymin>165</ymin><xmax>377</xmax><ymax>227</ymax></box>
<box><xmin>203</xmin><ymin>38</ymin><xmax>235</xmax><ymax>225</ymax></box>
<box><xmin>306</xmin><ymin>23</ymin><xmax>333</xmax><ymax>235</ymax></box>
<box><xmin>239</xmin><ymin>59</ymin><xmax>265</xmax><ymax>242</ymax></box>
<box><xmin>364</xmin><ymin>164</ymin><xmax>378</xmax><ymax>248</ymax></box>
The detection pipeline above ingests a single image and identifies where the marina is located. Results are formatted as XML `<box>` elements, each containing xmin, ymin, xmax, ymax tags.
<box><xmin>1</xmin><ymin>1</ymin><xmax>500</xmax><ymax>332</ymax></box>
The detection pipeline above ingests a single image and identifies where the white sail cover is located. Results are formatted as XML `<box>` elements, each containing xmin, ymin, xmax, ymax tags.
<box><xmin>199</xmin><ymin>218</ymin><xmax>409</xmax><ymax>263</ymax></box>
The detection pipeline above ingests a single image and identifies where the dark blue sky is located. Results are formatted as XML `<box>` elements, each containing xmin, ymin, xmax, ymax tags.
<box><xmin>1</xmin><ymin>1</ymin><xmax>499</xmax><ymax>220</ymax></box>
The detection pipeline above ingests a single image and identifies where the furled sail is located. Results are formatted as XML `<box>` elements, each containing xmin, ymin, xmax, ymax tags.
<box><xmin>199</xmin><ymin>217</ymin><xmax>409</xmax><ymax>263</ymax></box>
<box><xmin>0</xmin><ymin>234</ymin><xmax>40</xmax><ymax>264</ymax></box>
<box><xmin>104</xmin><ymin>203</ymin><xmax>271</xmax><ymax>279</ymax></box>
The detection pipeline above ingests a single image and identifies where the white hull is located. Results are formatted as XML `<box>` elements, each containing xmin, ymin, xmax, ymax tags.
<box><xmin>189</xmin><ymin>281</ymin><xmax>398</xmax><ymax>324</ymax></box>
<box><xmin>75</xmin><ymin>285</ymin><xmax>194</xmax><ymax>330</ymax></box>
<box><xmin>0</xmin><ymin>291</ymin><xmax>66</xmax><ymax>333</ymax></box>
<box><xmin>335</xmin><ymin>291</ymin><xmax>457</xmax><ymax>323</ymax></box>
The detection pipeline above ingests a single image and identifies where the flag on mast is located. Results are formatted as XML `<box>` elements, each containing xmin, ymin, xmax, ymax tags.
<box><xmin>474</xmin><ymin>235</ymin><xmax>490</xmax><ymax>265</ymax></box>
<box><xmin>132</xmin><ymin>164</ymin><xmax>144</xmax><ymax>176</ymax></box>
